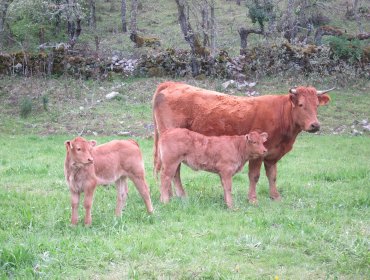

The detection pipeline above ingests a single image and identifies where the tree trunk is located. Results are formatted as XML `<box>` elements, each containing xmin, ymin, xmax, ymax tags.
<box><xmin>210</xmin><ymin>1</ymin><xmax>216</xmax><ymax>56</ymax></box>
<box><xmin>0</xmin><ymin>0</ymin><xmax>12</xmax><ymax>47</ymax></box>
<box><xmin>353</xmin><ymin>0</ymin><xmax>364</xmax><ymax>33</ymax></box>
<box><xmin>283</xmin><ymin>0</ymin><xmax>297</xmax><ymax>43</ymax></box>
<box><xmin>315</xmin><ymin>25</ymin><xmax>370</xmax><ymax>45</ymax></box>
<box><xmin>175</xmin><ymin>0</ymin><xmax>202</xmax><ymax>76</ymax></box>
<box><xmin>201</xmin><ymin>4</ymin><xmax>209</xmax><ymax>47</ymax></box>
<box><xmin>130</xmin><ymin>0</ymin><xmax>138</xmax><ymax>35</ymax></box>
<box><xmin>88</xmin><ymin>0</ymin><xmax>96</xmax><ymax>29</ymax></box>
<box><xmin>238</xmin><ymin>27</ymin><xmax>263</xmax><ymax>55</ymax></box>
<box><xmin>121</xmin><ymin>0</ymin><xmax>127</xmax><ymax>32</ymax></box>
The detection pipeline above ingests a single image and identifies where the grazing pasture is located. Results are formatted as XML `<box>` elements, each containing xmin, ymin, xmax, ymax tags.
<box><xmin>0</xmin><ymin>133</ymin><xmax>369</xmax><ymax>279</ymax></box>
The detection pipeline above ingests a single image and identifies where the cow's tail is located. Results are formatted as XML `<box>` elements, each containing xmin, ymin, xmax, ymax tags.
<box><xmin>152</xmin><ymin>81</ymin><xmax>182</xmax><ymax>180</ymax></box>
<box><xmin>153</xmin><ymin>112</ymin><xmax>161</xmax><ymax>180</ymax></box>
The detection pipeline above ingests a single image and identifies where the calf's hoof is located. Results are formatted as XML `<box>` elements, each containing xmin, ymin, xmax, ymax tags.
<box><xmin>160</xmin><ymin>195</ymin><xmax>170</xmax><ymax>204</ymax></box>
<box><xmin>248</xmin><ymin>198</ymin><xmax>258</xmax><ymax>205</ymax></box>
<box><xmin>270</xmin><ymin>193</ymin><xmax>281</xmax><ymax>201</ymax></box>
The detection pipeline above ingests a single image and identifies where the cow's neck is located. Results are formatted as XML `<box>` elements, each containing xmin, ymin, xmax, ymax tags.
<box><xmin>275</xmin><ymin>97</ymin><xmax>302</xmax><ymax>155</ymax></box>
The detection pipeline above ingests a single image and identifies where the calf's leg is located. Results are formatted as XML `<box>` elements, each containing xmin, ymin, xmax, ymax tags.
<box><xmin>264</xmin><ymin>161</ymin><xmax>281</xmax><ymax>201</ymax></box>
<box><xmin>130</xmin><ymin>176</ymin><xmax>154</xmax><ymax>213</ymax></box>
<box><xmin>115</xmin><ymin>177</ymin><xmax>129</xmax><ymax>216</ymax></box>
<box><xmin>220</xmin><ymin>172</ymin><xmax>233</xmax><ymax>208</ymax></box>
<box><xmin>160</xmin><ymin>163</ymin><xmax>178</xmax><ymax>203</ymax></box>
<box><xmin>248</xmin><ymin>158</ymin><xmax>263</xmax><ymax>204</ymax></box>
<box><xmin>83</xmin><ymin>186</ymin><xmax>96</xmax><ymax>225</ymax></box>
<box><xmin>70</xmin><ymin>191</ymin><xmax>80</xmax><ymax>225</ymax></box>
<box><xmin>173</xmin><ymin>164</ymin><xmax>186</xmax><ymax>198</ymax></box>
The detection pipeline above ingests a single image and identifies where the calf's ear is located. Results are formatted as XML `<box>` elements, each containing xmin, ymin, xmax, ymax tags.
<box><xmin>90</xmin><ymin>140</ymin><xmax>97</xmax><ymax>147</ymax></box>
<box><xmin>260</xmin><ymin>132</ymin><xmax>268</xmax><ymax>143</ymax></box>
<box><xmin>318</xmin><ymin>94</ymin><xmax>330</xmax><ymax>106</ymax></box>
<box><xmin>64</xmin><ymin>140</ymin><xmax>72</xmax><ymax>150</ymax></box>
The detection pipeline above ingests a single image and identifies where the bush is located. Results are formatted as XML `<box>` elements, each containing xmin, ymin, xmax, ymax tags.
<box><xmin>328</xmin><ymin>37</ymin><xmax>364</xmax><ymax>62</ymax></box>
<box><xmin>20</xmin><ymin>97</ymin><xmax>32</xmax><ymax>118</ymax></box>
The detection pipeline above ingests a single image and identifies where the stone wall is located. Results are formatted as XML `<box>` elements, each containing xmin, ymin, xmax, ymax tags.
<box><xmin>0</xmin><ymin>43</ymin><xmax>368</xmax><ymax>81</ymax></box>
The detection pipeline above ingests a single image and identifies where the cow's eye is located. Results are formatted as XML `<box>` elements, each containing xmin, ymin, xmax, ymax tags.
<box><xmin>299</xmin><ymin>104</ymin><xmax>303</xmax><ymax>107</ymax></box>
<box><xmin>77</xmin><ymin>148</ymin><xmax>81</xmax><ymax>151</ymax></box>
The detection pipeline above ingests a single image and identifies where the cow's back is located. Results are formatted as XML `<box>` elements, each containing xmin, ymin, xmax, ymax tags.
<box><xmin>153</xmin><ymin>82</ymin><xmax>290</xmax><ymax>137</ymax></box>
<box><xmin>93</xmin><ymin>140</ymin><xmax>145</xmax><ymax>183</ymax></box>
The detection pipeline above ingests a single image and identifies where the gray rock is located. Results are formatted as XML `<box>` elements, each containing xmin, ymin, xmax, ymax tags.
<box><xmin>105</xmin><ymin>91</ymin><xmax>120</xmax><ymax>100</ymax></box>
<box><xmin>351</xmin><ymin>129</ymin><xmax>363</xmax><ymax>136</ymax></box>
<box><xmin>362</xmin><ymin>124</ymin><xmax>370</xmax><ymax>132</ymax></box>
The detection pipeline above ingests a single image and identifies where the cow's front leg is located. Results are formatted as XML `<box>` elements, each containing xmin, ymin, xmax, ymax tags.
<box><xmin>264</xmin><ymin>161</ymin><xmax>281</xmax><ymax>201</ymax></box>
<box><xmin>173</xmin><ymin>164</ymin><xmax>186</xmax><ymax>198</ymax></box>
<box><xmin>70</xmin><ymin>191</ymin><xmax>80</xmax><ymax>225</ymax></box>
<box><xmin>248</xmin><ymin>158</ymin><xmax>263</xmax><ymax>204</ymax></box>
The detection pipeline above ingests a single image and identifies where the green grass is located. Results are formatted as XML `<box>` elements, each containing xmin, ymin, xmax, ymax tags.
<box><xmin>0</xmin><ymin>134</ymin><xmax>369</xmax><ymax>279</ymax></box>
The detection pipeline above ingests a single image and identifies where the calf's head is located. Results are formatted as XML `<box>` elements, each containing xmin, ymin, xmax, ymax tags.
<box><xmin>246</xmin><ymin>131</ymin><xmax>268</xmax><ymax>158</ymax></box>
<box><xmin>289</xmin><ymin>86</ymin><xmax>332</xmax><ymax>133</ymax></box>
<box><xmin>65</xmin><ymin>137</ymin><xmax>96</xmax><ymax>165</ymax></box>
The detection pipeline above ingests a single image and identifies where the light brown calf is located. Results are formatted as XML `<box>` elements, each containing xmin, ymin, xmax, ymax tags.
<box><xmin>64</xmin><ymin>136</ymin><xmax>153</xmax><ymax>225</ymax></box>
<box><xmin>158</xmin><ymin>128</ymin><xmax>268</xmax><ymax>208</ymax></box>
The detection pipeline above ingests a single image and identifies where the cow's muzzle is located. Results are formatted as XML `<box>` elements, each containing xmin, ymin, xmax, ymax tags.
<box><xmin>307</xmin><ymin>122</ymin><xmax>320</xmax><ymax>133</ymax></box>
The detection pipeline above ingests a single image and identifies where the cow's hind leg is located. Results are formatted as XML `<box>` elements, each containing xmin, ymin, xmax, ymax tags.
<box><xmin>264</xmin><ymin>161</ymin><xmax>281</xmax><ymax>201</ymax></box>
<box><xmin>130</xmin><ymin>176</ymin><xmax>154</xmax><ymax>213</ymax></box>
<box><xmin>173</xmin><ymin>164</ymin><xmax>186</xmax><ymax>198</ymax></box>
<box><xmin>248</xmin><ymin>158</ymin><xmax>263</xmax><ymax>204</ymax></box>
<box><xmin>115</xmin><ymin>177</ymin><xmax>129</xmax><ymax>216</ymax></box>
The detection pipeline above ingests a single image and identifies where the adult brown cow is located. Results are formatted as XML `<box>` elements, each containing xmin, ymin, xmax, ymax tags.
<box><xmin>152</xmin><ymin>81</ymin><xmax>333</xmax><ymax>203</ymax></box>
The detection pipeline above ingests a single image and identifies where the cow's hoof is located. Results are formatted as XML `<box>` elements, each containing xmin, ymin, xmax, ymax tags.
<box><xmin>270</xmin><ymin>194</ymin><xmax>281</xmax><ymax>201</ymax></box>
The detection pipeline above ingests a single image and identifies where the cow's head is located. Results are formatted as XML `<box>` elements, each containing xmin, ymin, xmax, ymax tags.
<box><xmin>246</xmin><ymin>131</ymin><xmax>268</xmax><ymax>158</ymax></box>
<box><xmin>65</xmin><ymin>137</ymin><xmax>96</xmax><ymax>165</ymax></box>
<box><xmin>289</xmin><ymin>86</ymin><xmax>333</xmax><ymax>133</ymax></box>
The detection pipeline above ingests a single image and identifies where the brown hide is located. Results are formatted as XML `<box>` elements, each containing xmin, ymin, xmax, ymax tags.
<box><xmin>64</xmin><ymin>137</ymin><xmax>153</xmax><ymax>225</ymax></box>
<box><xmin>158</xmin><ymin>128</ymin><xmax>268</xmax><ymax>208</ymax></box>
<box><xmin>152</xmin><ymin>81</ymin><xmax>330</xmax><ymax>203</ymax></box>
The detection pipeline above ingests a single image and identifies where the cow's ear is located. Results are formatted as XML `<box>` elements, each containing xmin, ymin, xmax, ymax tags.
<box><xmin>90</xmin><ymin>140</ymin><xmax>97</xmax><ymax>147</ymax></box>
<box><xmin>65</xmin><ymin>141</ymin><xmax>72</xmax><ymax>150</ymax></box>
<box><xmin>260</xmin><ymin>132</ymin><xmax>268</xmax><ymax>143</ymax></box>
<box><xmin>318</xmin><ymin>94</ymin><xmax>331</xmax><ymax>106</ymax></box>
<box><xmin>289</xmin><ymin>94</ymin><xmax>298</xmax><ymax>107</ymax></box>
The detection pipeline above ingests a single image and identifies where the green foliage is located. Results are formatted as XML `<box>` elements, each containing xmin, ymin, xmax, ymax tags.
<box><xmin>0</xmin><ymin>245</ymin><xmax>36</xmax><ymax>277</ymax></box>
<box><xmin>20</xmin><ymin>97</ymin><xmax>32</xmax><ymax>118</ymax></box>
<box><xmin>328</xmin><ymin>36</ymin><xmax>365</xmax><ymax>62</ymax></box>
<box><xmin>247</xmin><ymin>0</ymin><xmax>273</xmax><ymax>30</ymax></box>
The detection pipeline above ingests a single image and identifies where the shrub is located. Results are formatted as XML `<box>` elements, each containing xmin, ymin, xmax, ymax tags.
<box><xmin>42</xmin><ymin>95</ymin><xmax>49</xmax><ymax>111</ymax></box>
<box><xmin>328</xmin><ymin>37</ymin><xmax>364</xmax><ymax>62</ymax></box>
<box><xmin>20</xmin><ymin>97</ymin><xmax>32</xmax><ymax>118</ymax></box>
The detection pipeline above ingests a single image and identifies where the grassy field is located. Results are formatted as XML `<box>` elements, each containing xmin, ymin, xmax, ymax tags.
<box><xmin>0</xmin><ymin>75</ymin><xmax>369</xmax><ymax>279</ymax></box>
<box><xmin>0</xmin><ymin>133</ymin><xmax>369</xmax><ymax>279</ymax></box>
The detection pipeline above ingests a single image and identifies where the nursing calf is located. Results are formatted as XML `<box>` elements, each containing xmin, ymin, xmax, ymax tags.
<box><xmin>64</xmin><ymin>137</ymin><xmax>153</xmax><ymax>225</ymax></box>
<box><xmin>158</xmin><ymin>128</ymin><xmax>268</xmax><ymax>208</ymax></box>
